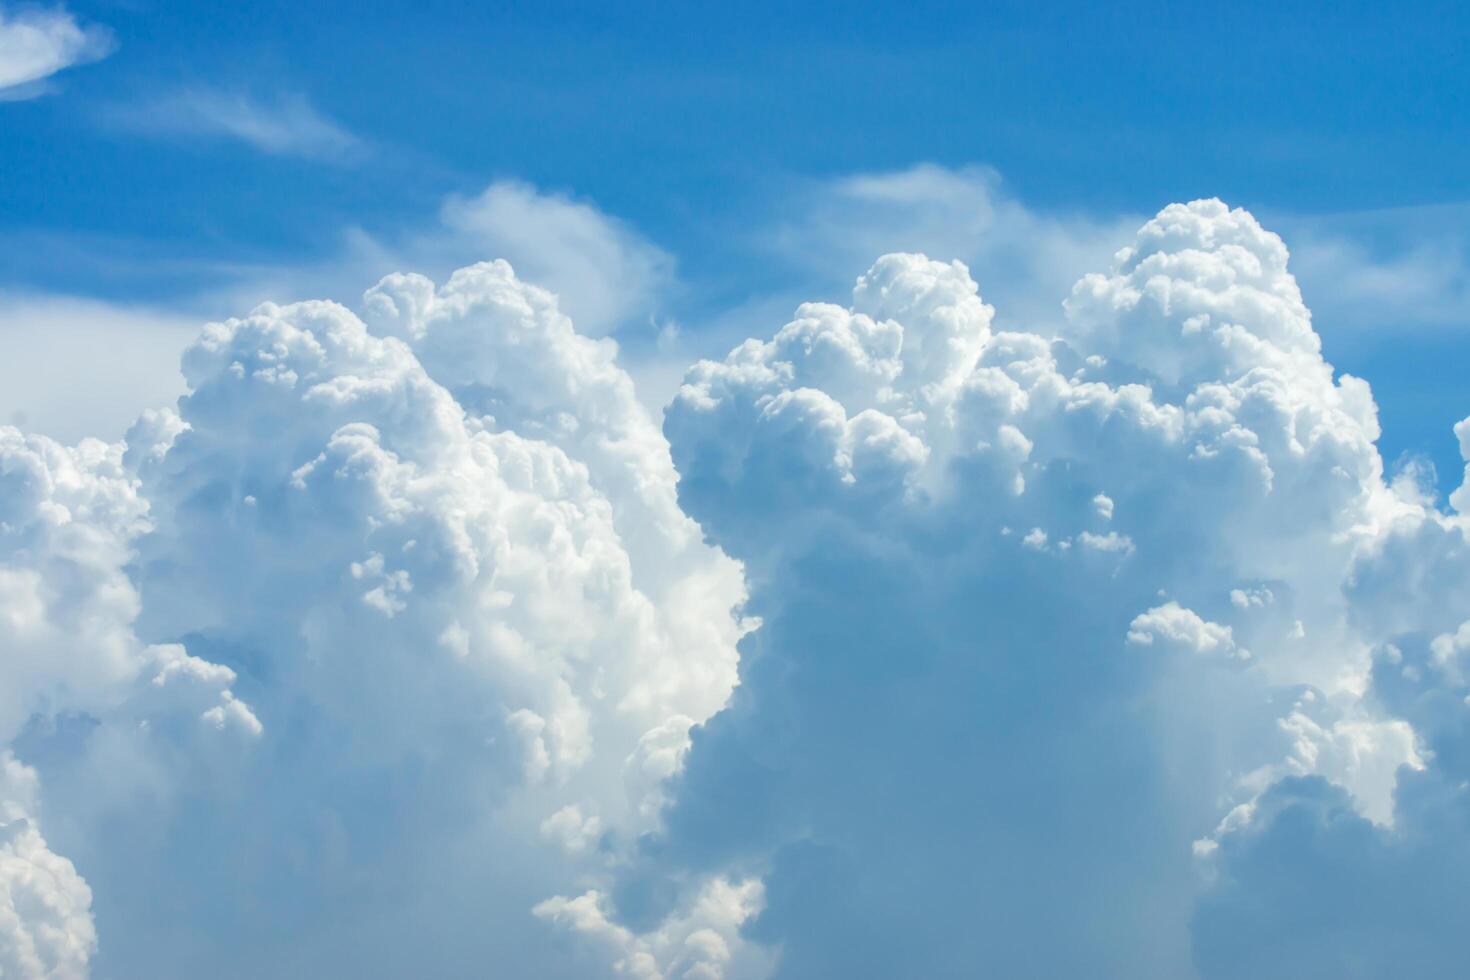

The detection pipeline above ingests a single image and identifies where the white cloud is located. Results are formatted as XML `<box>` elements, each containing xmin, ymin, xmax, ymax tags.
<box><xmin>1230</xmin><ymin>586</ymin><xmax>1273</xmax><ymax>608</ymax></box>
<box><xmin>639</xmin><ymin>198</ymin><xmax>1470</xmax><ymax>977</ymax></box>
<box><xmin>1128</xmin><ymin>601</ymin><xmax>1247</xmax><ymax>659</ymax></box>
<box><xmin>8</xmin><ymin>187</ymin><xmax>1470</xmax><ymax>978</ymax></box>
<box><xmin>0</xmin><ymin>5</ymin><xmax>110</xmax><ymax>99</ymax></box>
<box><xmin>0</xmin><ymin>257</ymin><xmax>746</xmax><ymax>976</ymax></box>
<box><xmin>111</xmin><ymin>89</ymin><xmax>363</xmax><ymax>160</ymax></box>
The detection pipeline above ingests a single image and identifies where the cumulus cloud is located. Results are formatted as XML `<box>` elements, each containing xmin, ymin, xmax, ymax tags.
<box><xmin>0</xmin><ymin>5</ymin><xmax>110</xmax><ymax>100</ymax></box>
<box><xmin>6</xmin><ymin>195</ymin><xmax>1470</xmax><ymax>978</ymax></box>
<box><xmin>587</xmin><ymin>198</ymin><xmax>1470</xmax><ymax>978</ymax></box>
<box><xmin>1128</xmin><ymin>602</ymin><xmax>1249</xmax><ymax>660</ymax></box>
<box><xmin>109</xmin><ymin>88</ymin><xmax>363</xmax><ymax>160</ymax></box>
<box><xmin>1</xmin><ymin>256</ymin><xmax>745</xmax><ymax>977</ymax></box>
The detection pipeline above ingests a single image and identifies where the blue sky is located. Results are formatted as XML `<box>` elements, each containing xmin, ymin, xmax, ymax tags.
<box><xmin>5</xmin><ymin>5</ymin><xmax>1470</xmax><ymax>979</ymax></box>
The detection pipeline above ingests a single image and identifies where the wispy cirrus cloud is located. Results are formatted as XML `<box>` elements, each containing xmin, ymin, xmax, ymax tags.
<box><xmin>0</xmin><ymin>4</ymin><xmax>112</xmax><ymax>100</ymax></box>
<box><xmin>110</xmin><ymin>88</ymin><xmax>365</xmax><ymax>161</ymax></box>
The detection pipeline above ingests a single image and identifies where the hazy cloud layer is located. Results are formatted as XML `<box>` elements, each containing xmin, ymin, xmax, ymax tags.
<box><xmin>0</xmin><ymin>294</ymin><xmax>198</xmax><ymax>442</ymax></box>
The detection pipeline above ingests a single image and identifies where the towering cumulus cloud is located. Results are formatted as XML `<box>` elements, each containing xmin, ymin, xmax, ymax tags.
<box><xmin>3</xmin><ymin>201</ymin><xmax>1470</xmax><ymax>978</ymax></box>
<box><xmin>616</xmin><ymin>199</ymin><xmax>1466</xmax><ymax>978</ymax></box>
<box><xmin>1</xmin><ymin>261</ymin><xmax>746</xmax><ymax>977</ymax></box>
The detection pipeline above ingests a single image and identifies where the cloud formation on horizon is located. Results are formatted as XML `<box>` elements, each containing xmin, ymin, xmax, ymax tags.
<box><xmin>3</xmin><ymin>199</ymin><xmax>1470</xmax><ymax>978</ymax></box>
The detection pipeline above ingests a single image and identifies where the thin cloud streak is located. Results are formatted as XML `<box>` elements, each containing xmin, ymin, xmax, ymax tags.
<box><xmin>110</xmin><ymin>88</ymin><xmax>365</xmax><ymax>161</ymax></box>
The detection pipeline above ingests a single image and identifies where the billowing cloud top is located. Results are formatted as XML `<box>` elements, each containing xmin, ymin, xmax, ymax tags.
<box><xmin>3</xmin><ymin>199</ymin><xmax>1470</xmax><ymax>979</ymax></box>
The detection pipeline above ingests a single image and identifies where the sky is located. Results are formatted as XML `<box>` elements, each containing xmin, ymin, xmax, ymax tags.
<box><xmin>4</xmin><ymin>3</ymin><xmax>1470</xmax><ymax>979</ymax></box>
